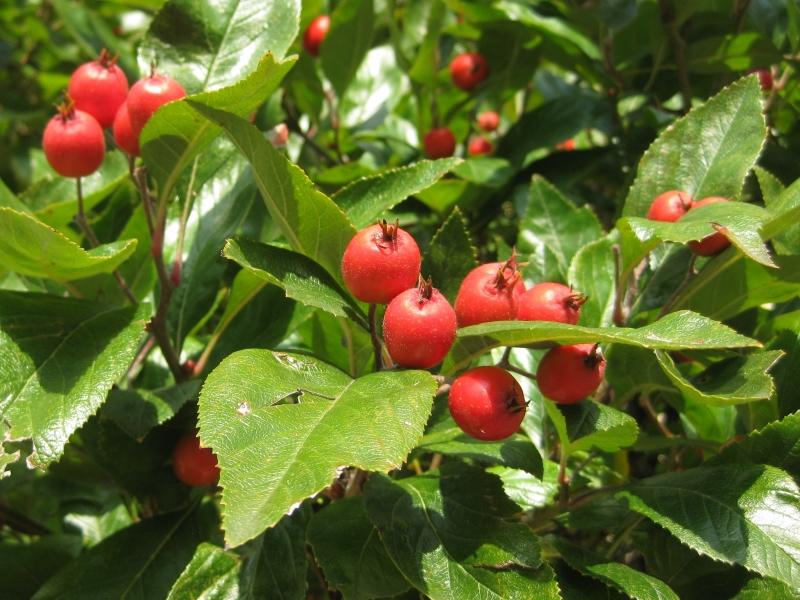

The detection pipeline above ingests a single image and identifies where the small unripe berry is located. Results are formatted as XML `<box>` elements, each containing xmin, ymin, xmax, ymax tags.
<box><xmin>685</xmin><ymin>196</ymin><xmax>731</xmax><ymax>257</ymax></box>
<box><xmin>646</xmin><ymin>190</ymin><xmax>692</xmax><ymax>223</ymax></box>
<box><xmin>449</xmin><ymin>366</ymin><xmax>526</xmax><ymax>441</ymax></box>
<box><xmin>383</xmin><ymin>279</ymin><xmax>457</xmax><ymax>369</ymax></box>
<box><xmin>68</xmin><ymin>49</ymin><xmax>129</xmax><ymax>128</ymax></box>
<box><xmin>424</xmin><ymin>127</ymin><xmax>456</xmax><ymax>159</ymax></box>
<box><xmin>450</xmin><ymin>52</ymin><xmax>490</xmax><ymax>91</ymax></box>
<box><xmin>172</xmin><ymin>431</ymin><xmax>220</xmax><ymax>487</ymax></box>
<box><xmin>43</xmin><ymin>102</ymin><xmax>105</xmax><ymax>178</ymax></box>
<box><xmin>468</xmin><ymin>136</ymin><xmax>493</xmax><ymax>156</ymax></box>
<box><xmin>517</xmin><ymin>283</ymin><xmax>585</xmax><ymax>325</ymax></box>
<box><xmin>127</xmin><ymin>72</ymin><xmax>186</xmax><ymax>138</ymax></box>
<box><xmin>477</xmin><ymin>111</ymin><xmax>500</xmax><ymax>132</ymax></box>
<box><xmin>454</xmin><ymin>256</ymin><xmax>526</xmax><ymax>327</ymax></box>
<box><xmin>536</xmin><ymin>344</ymin><xmax>605</xmax><ymax>404</ymax></box>
<box><xmin>303</xmin><ymin>15</ymin><xmax>330</xmax><ymax>56</ymax></box>
<box><xmin>112</xmin><ymin>103</ymin><xmax>140</xmax><ymax>156</ymax></box>
<box><xmin>341</xmin><ymin>220</ymin><xmax>421</xmax><ymax>304</ymax></box>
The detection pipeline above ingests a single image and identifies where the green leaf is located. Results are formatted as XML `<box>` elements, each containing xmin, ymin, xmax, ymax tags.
<box><xmin>102</xmin><ymin>381</ymin><xmax>202</xmax><ymax>441</ymax></box>
<box><xmin>333</xmin><ymin>158</ymin><xmax>461</xmax><ymax>229</ymax></box>
<box><xmin>166</xmin><ymin>543</ymin><xmax>240</xmax><ymax>600</ymax></box>
<box><xmin>418</xmin><ymin>397</ymin><xmax>543</xmax><ymax>476</ymax></box>
<box><xmin>568</xmin><ymin>236</ymin><xmax>617</xmax><ymax>327</ymax></box>
<box><xmin>223</xmin><ymin>238</ymin><xmax>368</xmax><ymax>329</ymax></box>
<box><xmin>712</xmin><ymin>411</ymin><xmax>800</xmax><ymax>478</ymax></box>
<box><xmin>556</xmin><ymin>540</ymin><xmax>679</xmax><ymax>600</ymax></box>
<box><xmin>141</xmin><ymin>53</ymin><xmax>297</xmax><ymax>202</ymax></box>
<box><xmin>754</xmin><ymin>166</ymin><xmax>785</xmax><ymax>205</ymax></box>
<box><xmin>364</xmin><ymin>463</ymin><xmax>561</xmax><ymax>600</ymax></box>
<box><xmin>444</xmin><ymin>310</ymin><xmax>759</xmax><ymax>374</ymax></box>
<box><xmin>139</xmin><ymin>0</ymin><xmax>299</xmax><ymax>93</ymax></box>
<box><xmin>0</xmin><ymin>208</ymin><xmax>137</xmax><ymax>282</ymax></box>
<box><xmin>236</xmin><ymin>505</ymin><xmax>310</xmax><ymax>599</ymax></box>
<box><xmin>622</xmin><ymin>77</ymin><xmax>766</xmax><ymax>217</ymax></box>
<box><xmin>33</xmin><ymin>503</ymin><xmax>217</xmax><ymax>599</ymax></box>
<box><xmin>489</xmin><ymin>463</ymin><xmax>560</xmax><ymax>510</ymax></box>
<box><xmin>422</xmin><ymin>207</ymin><xmax>479</xmax><ymax>302</ymax></box>
<box><xmin>546</xmin><ymin>400</ymin><xmax>639</xmax><ymax>455</ymax></box>
<box><xmin>0</xmin><ymin>536</ymin><xmax>81</xmax><ymax>599</ymax></box>
<box><xmin>0</xmin><ymin>292</ymin><xmax>148</xmax><ymax>467</ymax></box>
<box><xmin>198</xmin><ymin>350</ymin><xmax>435</xmax><ymax>546</ymax></box>
<box><xmin>320</xmin><ymin>0</ymin><xmax>374</xmax><ymax>97</ymax></box>
<box><xmin>555</xmin><ymin>561</ymin><xmax>628</xmax><ymax>600</ymax></box>
<box><xmin>339</xmin><ymin>45</ymin><xmax>408</xmax><ymax>128</ymax></box>
<box><xmin>770</xmin><ymin>331</ymin><xmax>800</xmax><ymax>418</ymax></box>
<box><xmin>654</xmin><ymin>350</ymin><xmax>782</xmax><ymax>406</ymax></box>
<box><xmin>617</xmin><ymin>464</ymin><xmax>800</xmax><ymax>589</ymax></box>
<box><xmin>188</xmin><ymin>105</ymin><xmax>356</xmax><ymax>279</ymax></box>
<box><xmin>453</xmin><ymin>157</ymin><xmax>514</xmax><ymax>189</ymax></box>
<box><xmin>604</xmin><ymin>345</ymin><xmax>676</xmax><ymax>404</ymax></box>
<box><xmin>732</xmin><ymin>577</ymin><xmax>798</xmax><ymax>599</ymax></box>
<box><xmin>0</xmin><ymin>178</ymin><xmax>29</xmax><ymax>212</ymax></box>
<box><xmin>307</xmin><ymin>497</ymin><xmax>410</xmax><ymax>600</ymax></box>
<box><xmin>519</xmin><ymin>176</ymin><xmax>603</xmax><ymax>282</ymax></box>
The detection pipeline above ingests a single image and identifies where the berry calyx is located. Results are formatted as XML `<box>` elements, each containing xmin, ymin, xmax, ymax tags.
<box><xmin>536</xmin><ymin>343</ymin><xmax>605</xmax><ymax>404</ymax></box>
<box><xmin>454</xmin><ymin>253</ymin><xmax>526</xmax><ymax>327</ymax></box>
<box><xmin>127</xmin><ymin>70</ymin><xmax>186</xmax><ymax>138</ymax></box>
<box><xmin>43</xmin><ymin>98</ymin><xmax>106</xmax><ymax>178</ymax></box>
<box><xmin>112</xmin><ymin>103</ymin><xmax>140</xmax><ymax>156</ymax></box>
<box><xmin>341</xmin><ymin>220</ymin><xmax>422</xmax><ymax>304</ymax></box>
<box><xmin>383</xmin><ymin>278</ymin><xmax>457</xmax><ymax>369</ymax></box>
<box><xmin>646</xmin><ymin>190</ymin><xmax>692</xmax><ymax>222</ymax></box>
<box><xmin>449</xmin><ymin>366</ymin><xmax>526</xmax><ymax>441</ymax></box>
<box><xmin>517</xmin><ymin>282</ymin><xmax>586</xmax><ymax>325</ymax></box>
<box><xmin>685</xmin><ymin>196</ymin><xmax>731</xmax><ymax>257</ymax></box>
<box><xmin>424</xmin><ymin>127</ymin><xmax>456</xmax><ymax>158</ymax></box>
<box><xmin>303</xmin><ymin>15</ymin><xmax>330</xmax><ymax>56</ymax></box>
<box><xmin>172</xmin><ymin>431</ymin><xmax>220</xmax><ymax>487</ymax></box>
<box><xmin>450</xmin><ymin>52</ymin><xmax>490</xmax><ymax>91</ymax></box>
<box><xmin>477</xmin><ymin>110</ymin><xmax>500</xmax><ymax>132</ymax></box>
<box><xmin>67</xmin><ymin>49</ymin><xmax>129</xmax><ymax>128</ymax></box>
<box><xmin>468</xmin><ymin>136</ymin><xmax>493</xmax><ymax>156</ymax></box>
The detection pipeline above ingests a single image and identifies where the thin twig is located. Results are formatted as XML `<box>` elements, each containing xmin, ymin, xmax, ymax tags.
<box><xmin>605</xmin><ymin>515</ymin><xmax>645</xmax><ymax>560</ymax></box>
<box><xmin>125</xmin><ymin>335</ymin><xmax>156</xmax><ymax>385</ymax></box>
<box><xmin>558</xmin><ymin>444</ymin><xmax>570</xmax><ymax>511</ymax></box>
<box><xmin>612</xmin><ymin>245</ymin><xmax>627</xmax><ymax>326</ymax></box>
<box><xmin>502</xmin><ymin>363</ymin><xmax>538</xmax><ymax>381</ymax></box>
<box><xmin>659</xmin><ymin>0</ymin><xmax>692</xmax><ymax>112</ymax></box>
<box><xmin>658</xmin><ymin>254</ymin><xmax>697</xmax><ymax>317</ymax></box>
<box><xmin>344</xmin><ymin>468</ymin><xmax>367</xmax><ymax>497</ymax></box>
<box><xmin>172</xmin><ymin>156</ymin><xmax>200</xmax><ymax>292</ymax></box>
<box><xmin>639</xmin><ymin>394</ymin><xmax>674</xmax><ymax>438</ymax></box>
<box><xmin>368</xmin><ymin>304</ymin><xmax>384</xmax><ymax>371</ymax></box>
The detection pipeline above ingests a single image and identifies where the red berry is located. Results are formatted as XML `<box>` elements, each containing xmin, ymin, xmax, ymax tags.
<box><xmin>303</xmin><ymin>15</ymin><xmax>330</xmax><ymax>56</ymax></box>
<box><xmin>556</xmin><ymin>139</ymin><xmax>575</xmax><ymax>151</ymax></box>
<box><xmin>749</xmin><ymin>68</ymin><xmax>773</xmax><ymax>91</ymax></box>
<box><xmin>383</xmin><ymin>279</ymin><xmax>457</xmax><ymax>369</ymax></box>
<box><xmin>454</xmin><ymin>256</ymin><xmax>526</xmax><ymax>327</ymax></box>
<box><xmin>172</xmin><ymin>431</ymin><xmax>220</xmax><ymax>487</ymax></box>
<box><xmin>477</xmin><ymin>111</ymin><xmax>499</xmax><ymax>132</ymax></box>
<box><xmin>182</xmin><ymin>359</ymin><xmax>197</xmax><ymax>376</ymax></box>
<box><xmin>67</xmin><ymin>50</ymin><xmax>129</xmax><ymax>128</ymax></box>
<box><xmin>536</xmin><ymin>344</ymin><xmax>605</xmax><ymax>404</ymax></box>
<box><xmin>127</xmin><ymin>72</ymin><xmax>186</xmax><ymax>138</ymax></box>
<box><xmin>685</xmin><ymin>196</ymin><xmax>731</xmax><ymax>257</ymax></box>
<box><xmin>646</xmin><ymin>190</ymin><xmax>692</xmax><ymax>222</ymax></box>
<box><xmin>43</xmin><ymin>102</ymin><xmax>105</xmax><ymax>178</ymax></box>
<box><xmin>342</xmin><ymin>220</ymin><xmax>421</xmax><ymax>304</ymax></box>
<box><xmin>272</xmin><ymin>123</ymin><xmax>289</xmax><ymax>147</ymax></box>
<box><xmin>423</xmin><ymin>127</ymin><xmax>456</xmax><ymax>159</ymax></box>
<box><xmin>450</xmin><ymin>52</ymin><xmax>490</xmax><ymax>91</ymax></box>
<box><xmin>112</xmin><ymin>103</ymin><xmax>140</xmax><ymax>156</ymax></box>
<box><xmin>449</xmin><ymin>366</ymin><xmax>526</xmax><ymax>441</ymax></box>
<box><xmin>468</xmin><ymin>136</ymin><xmax>493</xmax><ymax>156</ymax></box>
<box><xmin>517</xmin><ymin>283</ymin><xmax>585</xmax><ymax>325</ymax></box>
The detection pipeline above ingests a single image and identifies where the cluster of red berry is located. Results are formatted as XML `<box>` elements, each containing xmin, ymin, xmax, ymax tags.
<box><xmin>42</xmin><ymin>50</ymin><xmax>185</xmax><ymax>177</ymax></box>
<box><xmin>341</xmin><ymin>221</ymin><xmax>607</xmax><ymax>443</ymax></box>
<box><xmin>646</xmin><ymin>190</ymin><xmax>731</xmax><ymax>256</ymax></box>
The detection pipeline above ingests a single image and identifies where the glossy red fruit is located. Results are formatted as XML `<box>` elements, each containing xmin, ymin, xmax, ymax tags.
<box><xmin>449</xmin><ymin>366</ymin><xmax>526</xmax><ymax>441</ymax></box>
<box><xmin>172</xmin><ymin>431</ymin><xmax>220</xmax><ymax>487</ymax></box>
<box><xmin>454</xmin><ymin>255</ymin><xmax>526</xmax><ymax>327</ymax></box>
<box><xmin>341</xmin><ymin>220</ymin><xmax>421</xmax><ymax>304</ymax></box>
<box><xmin>383</xmin><ymin>279</ymin><xmax>457</xmax><ymax>369</ymax></box>
<box><xmin>686</xmin><ymin>196</ymin><xmax>731</xmax><ymax>257</ymax></box>
<box><xmin>424</xmin><ymin>127</ymin><xmax>456</xmax><ymax>158</ymax></box>
<box><xmin>68</xmin><ymin>49</ymin><xmax>129</xmax><ymax>128</ymax></box>
<box><xmin>468</xmin><ymin>136</ymin><xmax>493</xmax><ymax>156</ymax></box>
<box><xmin>646</xmin><ymin>190</ymin><xmax>692</xmax><ymax>222</ymax></box>
<box><xmin>536</xmin><ymin>344</ymin><xmax>605</xmax><ymax>404</ymax></box>
<box><xmin>112</xmin><ymin>103</ymin><xmax>140</xmax><ymax>156</ymax></box>
<box><xmin>43</xmin><ymin>101</ymin><xmax>105</xmax><ymax>178</ymax></box>
<box><xmin>477</xmin><ymin>110</ymin><xmax>500</xmax><ymax>132</ymax></box>
<box><xmin>517</xmin><ymin>282</ymin><xmax>585</xmax><ymax>325</ymax></box>
<box><xmin>450</xmin><ymin>52</ymin><xmax>490</xmax><ymax>91</ymax></box>
<box><xmin>127</xmin><ymin>72</ymin><xmax>186</xmax><ymax>137</ymax></box>
<box><xmin>556</xmin><ymin>138</ymin><xmax>575</xmax><ymax>151</ymax></box>
<box><xmin>303</xmin><ymin>15</ymin><xmax>330</xmax><ymax>56</ymax></box>
<box><xmin>750</xmin><ymin>68</ymin><xmax>773</xmax><ymax>91</ymax></box>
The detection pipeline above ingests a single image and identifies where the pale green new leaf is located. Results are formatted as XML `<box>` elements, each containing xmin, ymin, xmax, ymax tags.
<box><xmin>568</xmin><ymin>236</ymin><xmax>617</xmax><ymax>327</ymax></box>
<box><xmin>321</xmin><ymin>0</ymin><xmax>375</xmax><ymax>97</ymax></box>
<box><xmin>166</xmin><ymin>544</ymin><xmax>240</xmax><ymax>600</ymax></box>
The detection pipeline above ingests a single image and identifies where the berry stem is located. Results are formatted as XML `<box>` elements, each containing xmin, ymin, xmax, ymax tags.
<box><xmin>74</xmin><ymin>177</ymin><xmax>139</xmax><ymax>305</ymax></box>
<box><xmin>557</xmin><ymin>444</ymin><xmax>570</xmax><ymax>511</ymax></box>
<box><xmin>657</xmin><ymin>254</ymin><xmax>697</xmax><ymax>318</ymax></box>
<box><xmin>368</xmin><ymin>304</ymin><xmax>384</xmax><ymax>371</ymax></box>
